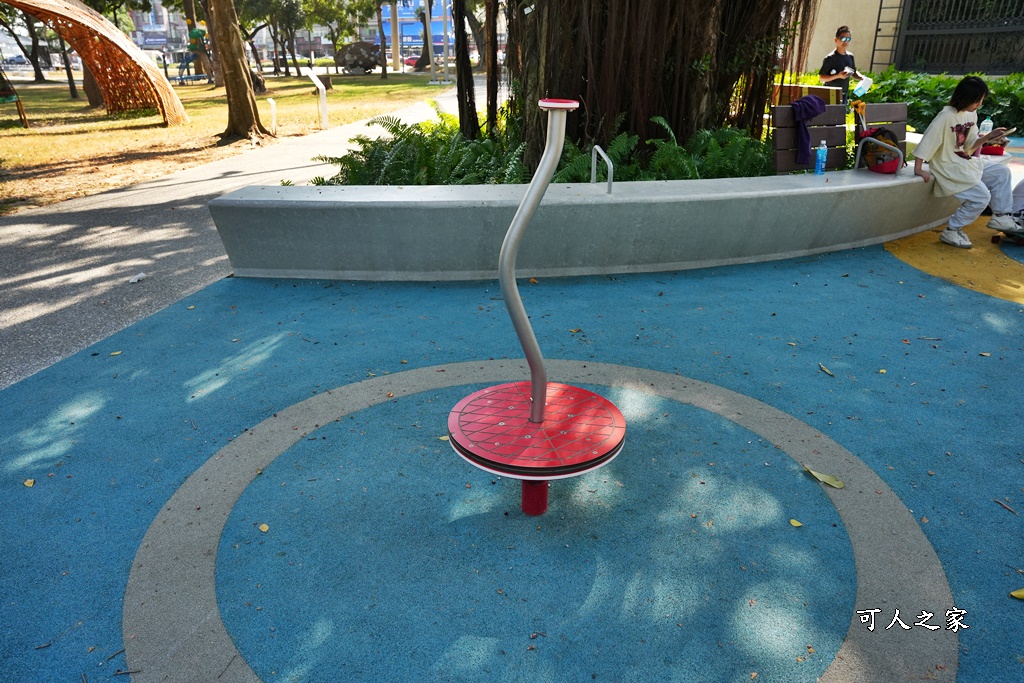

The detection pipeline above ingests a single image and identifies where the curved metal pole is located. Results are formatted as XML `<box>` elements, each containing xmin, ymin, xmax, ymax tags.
<box><xmin>498</xmin><ymin>102</ymin><xmax>575</xmax><ymax>423</ymax></box>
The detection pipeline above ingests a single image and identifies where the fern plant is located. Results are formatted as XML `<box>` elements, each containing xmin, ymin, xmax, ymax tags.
<box><xmin>647</xmin><ymin>116</ymin><xmax>699</xmax><ymax>179</ymax></box>
<box><xmin>311</xmin><ymin>104</ymin><xmax>775</xmax><ymax>187</ymax></box>
<box><xmin>312</xmin><ymin>101</ymin><xmax>528</xmax><ymax>186</ymax></box>
<box><xmin>684</xmin><ymin>127</ymin><xmax>773</xmax><ymax>178</ymax></box>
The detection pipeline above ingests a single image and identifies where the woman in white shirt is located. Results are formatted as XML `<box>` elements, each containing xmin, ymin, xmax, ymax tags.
<box><xmin>913</xmin><ymin>76</ymin><xmax>1019</xmax><ymax>248</ymax></box>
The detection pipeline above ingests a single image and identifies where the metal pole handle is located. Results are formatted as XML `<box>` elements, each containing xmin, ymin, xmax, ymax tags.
<box><xmin>498</xmin><ymin>99</ymin><xmax>578</xmax><ymax>422</ymax></box>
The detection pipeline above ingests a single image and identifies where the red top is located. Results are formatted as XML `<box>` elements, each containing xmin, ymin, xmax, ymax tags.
<box><xmin>539</xmin><ymin>99</ymin><xmax>580</xmax><ymax>111</ymax></box>
<box><xmin>448</xmin><ymin>382</ymin><xmax>625</xmax><ymax>479</ymax></box>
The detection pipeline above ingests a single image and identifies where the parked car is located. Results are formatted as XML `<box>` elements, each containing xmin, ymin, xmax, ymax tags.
<box><xmin>403</xmin><ymin>55</ymin><xmax>420</xmax><ymax>67</ymax></box>
<box><xmin>4</xmin><ymin>55</ymin><xmax>28</xmax><ymax>65</ymax></box>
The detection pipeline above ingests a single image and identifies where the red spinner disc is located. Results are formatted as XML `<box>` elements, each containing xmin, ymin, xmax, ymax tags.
<box><xmin>448</xmin><ymin>381</ymin><xmax>626</xmax><ymax>480</ymax></box>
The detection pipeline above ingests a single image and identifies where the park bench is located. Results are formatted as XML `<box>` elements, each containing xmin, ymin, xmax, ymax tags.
<box><xmin>771</xmin><ymin>100</ymin><xmax>910</xmax><ymax>175</ymax></box>
<box><xmin>771</xmin><ymin>103</ymin><xmax>847</xmax><ymax>174</ymax></box>
<box><xmin>852</xmin><ymin>101</ymin><xmax>908</xmax><ymax>169</ymax></box>
<box><xmin>177</xmin><ymin>73</ymin><xmax>211</xmax><ymax>85</ymax></box>
<box><xmin>772</xmin><ymin>84</ymin><xmax>841</xmax><ymax>106</ymax></box>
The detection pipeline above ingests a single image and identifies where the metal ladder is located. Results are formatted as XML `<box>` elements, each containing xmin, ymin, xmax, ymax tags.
<box><xmin>870</xmin><ymin>0</ymin><xmax>906</xmax><ymax>73</ymax></box>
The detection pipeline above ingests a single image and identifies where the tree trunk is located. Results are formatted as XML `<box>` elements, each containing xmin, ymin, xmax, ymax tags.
<box><xmin>506</xmin><ymin>0</ymin><xmax>817</xmax><ymax>168</ymax></box>
<box><xmin>463</xmin><ymin>8</ymin><xmax>484</xmax><ymax>69</ymax></box>
<box><xmin>82</xmin><ymin>66</ymin><xmax>103</xmax><ymax>108</ymax></box>
<box><xmin>197</xmin><ymin>0</ymin><xmax>223</xmax><ymax>86</ymax></box>
<box><xmin>453</xmin><ymin>0</ymin><xmax>478</xmax><ymax>139</ymax></box>
<box><xmin>58</xmin><ymin>38</ymin><xmax>78</xmax><ymax>99</ymax></box>
<box><xmin>209</xmin><ymin>0</ymin><xmax>269</xmax><ymax>139</ymax></box>
<box><xmin>415</xmin><ymin>2</ymin><xmax>433</xmax><ymax>71</ymax></box>
<box><xmin>248</xmin><ymin>39</ymin><xmax>263</xmax><ymax>72</ymax></box>
<box><xmin>377</xmin><ymin>4</ymin><xmax>388</xmax><ymax>80</ymax></box>
<box><xmin>269</xmin><ymin>23</ymin><xmax>283</xmax><ymax>75</ymax></box>
<box><xmin>288</xmin><ymin>35</ymin><xmax>301</xmax><ymax>74</ymax></box>
<box><xmin>484</xmin><ymin>0</ymin><xmax>497</xmax><ymax>134</ymax></box>
<box><xmin>24</xmin><ymin>14</ymin><xmax>46</xmax><ymax>82</ymax></box>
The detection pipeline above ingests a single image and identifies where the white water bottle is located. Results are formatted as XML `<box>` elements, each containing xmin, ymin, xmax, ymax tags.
<box><xmin>815</xmin><ymin>140</ymin><xmax>827</xmax><ymax>175</ymax></box>
<box><xmin>979</xmin><ymin>117</ymin><xmax>993</xmax><ymax>136</ymax></box>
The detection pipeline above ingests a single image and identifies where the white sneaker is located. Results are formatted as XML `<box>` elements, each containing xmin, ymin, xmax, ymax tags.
<box><xmin>939</xmin><ymin>228</ymin><xmax>972</xmax><ymax>248</ymax></box>
<box><xmin>988</xmin><ymin>214</ymin><xmax>1024</xmax><ymax>234</ymax></box>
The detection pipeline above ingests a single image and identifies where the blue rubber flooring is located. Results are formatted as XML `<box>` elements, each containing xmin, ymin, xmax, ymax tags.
<box><xmin>2</xmin><ymin>244</ymin><xmax>1023</xmax><ymax>681</ymax></box>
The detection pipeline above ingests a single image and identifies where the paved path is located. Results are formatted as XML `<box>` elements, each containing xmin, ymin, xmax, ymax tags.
<box><xmin>0</xmin><ymin>88</ymin><xmax>457</xmax><ymax>389</ymax></box>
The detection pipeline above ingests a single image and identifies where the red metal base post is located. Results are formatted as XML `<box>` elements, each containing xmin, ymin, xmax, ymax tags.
<box><xmin>521</xmin><ymin>480</ymin><xmax>550</xmax><ymax>516</ymax></box>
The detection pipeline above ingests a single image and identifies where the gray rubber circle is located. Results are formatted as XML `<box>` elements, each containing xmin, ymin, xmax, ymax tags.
<box><xmin>123</xmin><ymin>360</ymin><xmax>957</xmax><ymax>682</ymax></box>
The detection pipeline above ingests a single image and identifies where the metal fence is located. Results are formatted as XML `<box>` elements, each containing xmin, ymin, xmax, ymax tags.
<box><xmin>896</xmin><ymin>0</ymin><xmax>1024</xmax><ymax>74</ymax></box>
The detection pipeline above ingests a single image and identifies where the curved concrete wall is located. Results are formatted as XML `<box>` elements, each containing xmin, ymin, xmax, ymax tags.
<box><xmin>209</xmin><ymin>169</ymin><xmax>958</xmax><ymax>281</ymax></box>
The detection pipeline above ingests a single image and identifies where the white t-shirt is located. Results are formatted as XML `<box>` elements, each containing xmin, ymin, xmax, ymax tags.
<box><xmin>913</xmin><ymin>106</ymin><xmax>984</xmax><ymax>197</ymax></box>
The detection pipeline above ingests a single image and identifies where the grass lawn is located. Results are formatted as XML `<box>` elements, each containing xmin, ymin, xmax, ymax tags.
<box><xmin>0</xmin><ymin>72</ymin><xmax>438</xmax><ymax>214</ymax></box>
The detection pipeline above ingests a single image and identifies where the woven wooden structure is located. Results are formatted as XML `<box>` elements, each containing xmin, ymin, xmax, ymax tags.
<box><xmin>4</xmin><ymin>0</ymin><xmax>188</xmax><ymax>125</ymax></box>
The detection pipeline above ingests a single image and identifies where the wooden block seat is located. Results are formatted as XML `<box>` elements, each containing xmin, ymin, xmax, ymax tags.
<box><xmin>771</xmin><ymin>103</ymin><xmax>847</xmax><ymax>174</ymax></box>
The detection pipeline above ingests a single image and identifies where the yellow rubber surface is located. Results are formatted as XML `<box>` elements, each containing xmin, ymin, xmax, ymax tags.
<box><xmin>886</xmin><ymin>217</ymin><xmax>1024</xmax><ymax>304</ymax></box>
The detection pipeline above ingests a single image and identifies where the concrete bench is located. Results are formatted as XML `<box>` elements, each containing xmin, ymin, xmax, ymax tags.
<box><xmin>209</xmin><ymin>169</ymin><xmax>958</xmax><ymax>282</ymax></box>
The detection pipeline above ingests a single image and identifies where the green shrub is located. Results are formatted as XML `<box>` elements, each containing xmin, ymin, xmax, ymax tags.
<box><xmin>313</xmin><ymin>108</ymin><xmax>776</xmax><ymax>186</ymax></box>
<box><xmin>984</xmin><ymin>72</ymin><xmax>1024</xmax><ymax>129</ymax></box>
<box><xmin>858</xmin><ymin>68</ymin><xmax>1023</xmax><ymax>131</ymax></box>
<box><xmin>682</xmin><ymin>126</ymin><xmax>774</xmax><ymax>178</ymax></box>
<box><xmin>552</xmin><ymin>114</ymin><xmax>647</xmax><ymax>183</ymax></box>
<box><xmin>780</xmin><ymin>69</ymin><xmax>1022</xmax><ymax>132</ymax></box>
<box><xmin>311</xmin><ymin>102</ymin><xmax>527</xmax><ymax>186</ymax></box>
<box><xmin>858</xmin><ymin>68</ymin><xmax>958</xmax><ymax>130</ymax></box>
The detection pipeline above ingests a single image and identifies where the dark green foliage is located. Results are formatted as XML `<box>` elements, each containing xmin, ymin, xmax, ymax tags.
<box><xmin>312</xmin><ymin>102</ymin><xmax>527</xmax><ymax>186</ymax></box>
<box><xmin>859</xmin><ymin>68</ymin><xmax>1023</xmax><ymax>131</ymax></box>
<box><xmin>682</xmin><ymin>126</ymin><xmax>774</xmax><ymax>178</ymax></box>
<box><xmin>981</xmin><ymin>73</ymin><xmax>1024</xmax><ymax>130</ymax></box>
<box><xmin>313</xmin><ymin>109</ymin><xmax>774</xmax><ymax>186</ymax></box>
<box><xmin>552</xmin><ymin>131</ymin><xmax>646</xmax><ymax>183</ymax></box>
<box><xmin>646</xmin><ymin>116</ymin><xmax>698</xmax><ymax>179</ymax></box>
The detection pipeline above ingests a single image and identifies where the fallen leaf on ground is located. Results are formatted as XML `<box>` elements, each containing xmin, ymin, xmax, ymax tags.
<box><xmin>818</xmin><ymin>363</ymin><xmax>834</xmax><ymax>377</ymax></box>
<box><xmin>438</xmin><ymin>435</ymin><xmax>450</xmax><ymax>441</ymax></box>
<box><xmin>110</xmin><ymin>351</ymin><xmax>122</xmax><ymax>356</ymax></box>
<box><xmin>789</xmin><ymin>519</ymin><xmax>803</xmax><ymax>527</ymax></box>
<box><xmin>1010</xmin><ymin>588</ymin><xmax>1024</xmax><ymax>600</ymax></box>
<box><xmin>993</xmin><ymin>499</ymin><xmax>1018</xmax><ymax>515</ymax></box>
<box><xmin>258</xmin><ymin>524</ymin><xmax>270</xmax><ymax>533</ymax></box>
<box><xmin>805</xmin><ymin>467</ymin><xmax>845</xmax><ymax>489</ymax></box>
<box><xmin>24</xmin><ymin>479</ymin><xmax>35</xmax><ymax>487</ymax></box>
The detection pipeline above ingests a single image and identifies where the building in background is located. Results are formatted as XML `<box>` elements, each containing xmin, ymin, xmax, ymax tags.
<box><xmin>128</xmin><ymin>0</ymin><xmax>186</xmax><ymax>53</ymax></box>
<box><xmin>805</xmin><ymin>0</ymin><xmax>1023</xmax><ymax>75</ymax></box>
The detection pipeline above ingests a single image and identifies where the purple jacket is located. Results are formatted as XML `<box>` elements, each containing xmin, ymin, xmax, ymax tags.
<box><xmin>791</xmin><ymin>95</ymin><xmax>827</xmax><ymax>165</ymax></box>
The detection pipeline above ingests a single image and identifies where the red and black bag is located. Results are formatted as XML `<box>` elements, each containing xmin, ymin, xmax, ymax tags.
<box><xmin>859</xmin><ymin>127</ymin><xmax>903</xmax><ymax>174</ymax></box>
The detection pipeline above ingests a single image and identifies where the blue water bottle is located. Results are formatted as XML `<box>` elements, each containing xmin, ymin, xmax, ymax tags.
<box><xmin>815</xmin><ymin>140</ymin><xmax>827</xmax><ymax>175</ymax></box>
